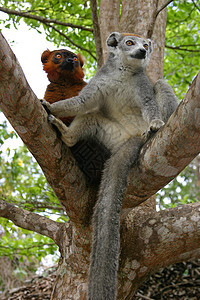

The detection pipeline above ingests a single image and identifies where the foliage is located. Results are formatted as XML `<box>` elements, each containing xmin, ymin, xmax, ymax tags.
<box><xmin>0</xmin><ymin>119</ymin><xmax>66</xmax><ymax>290</ymax></box>
<box><xmin>157</xmin><ymin>159</ymin><xmax>200</xmax><ymax>210</ymax></box>
<box><xmin>0</xmin><ymin>120</ymin><xmax>65</xmax><ymax>216</ymax></box>
<box><xmin>165</xmin><ymin>0</ymin><xmax>200</xmax><ymax>100</ymax></box>
<box><xmin>0</xmin><ymin>0</ymin><xmax>96</xmax><ymax>77</ymax></box>
<box><xmin>0</xmin><ymin>218</ymin><xmax>57</xmax><ymax>262</ymax></box>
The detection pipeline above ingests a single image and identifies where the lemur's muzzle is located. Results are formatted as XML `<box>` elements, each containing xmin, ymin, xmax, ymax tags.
<box><xmin>132</xmin><ymin>48</ymin><xmax>146</xmax><ymax>59</ymax></box>
<box><xmin>61</xmin><ymin>58</ymin><xmax>75</xmax><ymax>71</ymax></box>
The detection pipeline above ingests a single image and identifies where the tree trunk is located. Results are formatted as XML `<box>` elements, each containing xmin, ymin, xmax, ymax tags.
<box><xmin>50</xmin><ymin>224</ymin><xmax>91</xmax><ymax>299</ymax></box>
<box><xmin>99</xmin><ymin>0</ymin><xmax>120</xmax><ymax>61</ymax></box>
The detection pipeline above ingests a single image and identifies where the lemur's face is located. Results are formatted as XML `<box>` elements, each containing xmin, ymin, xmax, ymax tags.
<box><xmin>50</xmin><ymin>50</ymin><xmax>82</xmax><ymax>72</ymax></box>
<box><xmin>107</xmin><ymin>32</ymin><xmax>152</xmax><ymax>69</ymax></box>
<box><xmin>118</xmin><ymin>35</ymin><xmax>152</xmax><ymax>68</ymax></box>
<box><xmin>41</xmin><ymin>49</ymin><xmax>84</xmax><ymax>82</ymax></box>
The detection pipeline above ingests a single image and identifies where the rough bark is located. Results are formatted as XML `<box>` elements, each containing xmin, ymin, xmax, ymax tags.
<box><xmin>49</xmin><ymin>203</ymin><xmax>200</xmax><ymax>299</ymax></box>
<box><xmin>118</xmin><ymin>203</ymin><xmax>200</xmax><ymax>298</ymax></box>
<box><xmin>99</xmin><ymin>0</ymin><xmax>120</xmax><ymax>61</ymax></box>
<box><xmin>1</xmin><ymin>27</ymin><xmax>200</xmax><ymax>224</ymax></box>
<box><xmin>90</xmin><ymin>0</ymin><xmax>103</xmax><ymax>68</ymax></box>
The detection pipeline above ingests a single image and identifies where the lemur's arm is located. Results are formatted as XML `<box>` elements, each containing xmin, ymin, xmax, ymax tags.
<box><xmin>41</xmin><ymin>78</ymin><xmax>102</xmax><ymax>118</ymax></box>
<box><xmin>138</xmin><ymin>73</ymin><xmax>165</xmax><ymax>135</ymax></box>
<box><xmin>154</xmin><ymin>79</ymin><xmax>179</xmax><ymax>123</ymax></box>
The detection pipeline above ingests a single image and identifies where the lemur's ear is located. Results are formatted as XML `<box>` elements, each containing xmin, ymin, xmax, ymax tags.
<box><xmin>106</xmin><ymin>32</ymin><xmax>121</xmax><ymax>48</ymax></box>
<box><xmin>41</xmin><ymin>49</ymin><xmax>51</xmax><ymax>64</ymax></box>
<box><xmin>77</xmin><ymin>53</ymin><xmax>85</xmax><ymax>67</ymax></box>
<box><xmin>147</xmin><ymin>39</ymin><xmax>153</xmax><ymax>53</ymax></box>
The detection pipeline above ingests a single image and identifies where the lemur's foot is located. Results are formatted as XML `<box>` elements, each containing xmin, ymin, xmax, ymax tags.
<box><xmin>48</xmin><ymin>114</ymin><xmax>77</xmax><ymax>147</ymax></box>
<box><xmin>143</xmin><ymin>119</ymin><xmax>164</xmax><ymax>141</ymax></box>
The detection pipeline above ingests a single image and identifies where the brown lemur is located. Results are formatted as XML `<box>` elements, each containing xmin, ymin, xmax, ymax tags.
<box><xmin>41</xmin><ymin>32</ymin><xmax>178</xmax><ymax>299</ymax></box>
<box><xmin>41</xmin><ymin>48</ymin><xmax>110</xmax><ymax>185</ymax></box>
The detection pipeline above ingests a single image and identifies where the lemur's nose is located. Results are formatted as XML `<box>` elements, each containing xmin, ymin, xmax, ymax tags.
<box><xmin>140</xmin><ymin>48</ymin><xmax>146</xmax><ymax>54</ymax></box>
<box><xmin>139</xmin><ymin>48</ymin><xmax>146</xmax><ymax>58</ymax></box>
<box><xmin>66</xmin><ymin>58</ymin><xmax>74</xmax><ymax>63</ymax></box>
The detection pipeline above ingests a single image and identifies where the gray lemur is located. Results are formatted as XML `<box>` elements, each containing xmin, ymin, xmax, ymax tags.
<box><xmin>41</xmin><ymin>32</ymin><xmax>178</xmax><ymax>299</ymax></box>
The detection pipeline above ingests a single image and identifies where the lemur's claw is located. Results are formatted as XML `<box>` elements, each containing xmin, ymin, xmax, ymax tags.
<box><xmin>40</xmin><ymin>99</ymin><xmax>51</xmax><ymax>114</ymax></box>
<box><xmin>47</xmin><ymin>114</ymin><xmax>55</xmax><ymax>123</ymax></box>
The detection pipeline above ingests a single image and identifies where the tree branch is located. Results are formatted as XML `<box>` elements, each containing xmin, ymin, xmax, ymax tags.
<box><xmin>90</xmin><ymin>0</ymin><xmax>103</xmax><ymax>67</ymax></box>
<box><xmin>29</xmin><ymin>205</ymin><xmax>64</xmax><ymax>212</ymax></box>
<box><xmin>165</xmin><ymin>44</ymin><xmax>200</xmax><ymax>52</ymax></box>
<box><xmin>99</xmin><ymin>0</ymin><xmax>120</xmax><ymax>60</ymax></box>
<box><xmin>118</xmin><ymin>203</ymin><xmax>200</xmax><ymax>298</ymax></box>
<box><xmin>147</xmin><ymin>0</ymin><xmax>173</xmax><ymax>39</ymax></box>
<box><xmin>192</xmin><ymin>0</ymin><xmax>200</xmax><ymax>12</ymax></box>
<box><xmin>0</xmin><ymin>6</ymin><xmax>93</xmax><ymax>32</ymax></box>
<box><xmin>46</xmin><ymin>23</ymin><xmax>96</xmax><ymax>60</ymax></box>
<box><xmin>0</xmin><ymin>199</ymin><xmax>63</xmax><ymax>245</ymax></box>
<box><xmin>0</xmin><ymin>6</ymin><xmax>96</xmax><ymax>59</ymax></box>
<box><xmin>155</xmin><ymin>0</ymin><xmax>174</xmax><ymax>17</ymax></box>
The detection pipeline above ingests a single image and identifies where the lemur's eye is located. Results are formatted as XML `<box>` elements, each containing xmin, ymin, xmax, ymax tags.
<box><xmin>55</xmin><ymin>53</ymin><xmax>62</xmax><ymax>59</ymax></box>
<box><xmin>126</xmin><ymin>40</ymin><xmax>134</xmax><ymax>46</ymax></box>
<box><xmin>73</xmin><ymin>57</ymin><xmax>78</xmax><ymax>62</ymax></box>
<box><xmin>143</xmin><ymin>44</ymin><xmax>149</xmax><ymax>50</ymax></box>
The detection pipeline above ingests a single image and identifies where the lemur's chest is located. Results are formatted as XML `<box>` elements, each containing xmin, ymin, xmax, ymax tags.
<box><xmin>103</xmin><ymin>78</ymin><xmax>142</xmax><ymax>119</ymax></box>
<box><xmin>98</xmin><ymin>78</ymin><xmax>149</xmax><ymax>140</ymax></box>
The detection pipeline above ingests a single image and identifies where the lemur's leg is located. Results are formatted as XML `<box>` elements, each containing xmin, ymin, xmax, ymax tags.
<box><xmin>48</xmin><ymin>114</ymin><xmax>95</xmax><ymax>147</ymax></box>
<box><xmin>48</xmin><ymin>113</ymin><xmax>108</xmax><ymax>147</ymax></box>
<box><xmin>88</xmin><ymin>136</ymin><xmax>144</xmax><ymax>300</ymax></box>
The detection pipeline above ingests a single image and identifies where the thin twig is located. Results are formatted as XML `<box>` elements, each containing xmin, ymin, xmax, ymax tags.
<box><xmin>192</xmin><ymin>0</ymin><xmax>200</xmax><ymax>12</ymax></box>
<box><xmin>156</xmin><ymin>0</ymin><xmax>174</xmax><ymax>17</ymax></box>
<box><xmin>48</xmin><ymin>23</ymin><xmax>96</xmax><ymax>59</ymax></box>
<box><xmin>0</xmin><ymin>243</ymin><xmax>55</xmax><ymax>251</ymax></box>
<box><xmin>0</xmin><ymin>7</ymin><xmax>96</xmax><ymax>60</ymax></box>
<box><xmin>147</xmin><ymin>0</ymin><xmax>173</xmax><ymax>39</ymax></box>
<box><xmin>0</xmin><ymin>6</ymin><xmax>97</xmax><ymax>59</ymax></box>
<box><xmin>165</xmin><ymin>45</ymin><xmax>200</xmax><ymax>52</ymax></box>
<box><xmin>136</xmin><ymin>292</ymin><xmax>154</xmax><ymax>300</ymax></box>
<box><xmin>0</xmin><ymin>6</ymin><xmax>93</xmax><ymax>32</ymax></box>
<box><xmin>29</xmin><ymin>205</ymin><xmax>64</xmax><ymax>212</ymax></box>
<box><xmin>154</xmin><ymin>280</ymin><xmax>200</xmax><ymax>297</ymax></box>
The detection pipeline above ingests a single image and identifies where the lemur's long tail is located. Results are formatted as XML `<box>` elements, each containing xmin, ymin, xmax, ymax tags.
<box><xmin>88</xmin><ymin>137</ymin><xmax>143</xmax><ymax>300</ymax></box>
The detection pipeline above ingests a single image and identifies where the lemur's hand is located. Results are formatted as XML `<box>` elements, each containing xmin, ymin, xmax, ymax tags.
<box><xmin>148</xmin><ymin>119</ymin><xmax>164</xmax><ymax>132</ymax></box>
<box><xmin>143</xmin><ymin>119</ymin><xmax>164</xmax><ymax>141</ymax></box>
<box><xmin>40</xmin><ymin>99</ymin><xmax>52</xmax><ymax>115</ymax></box>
